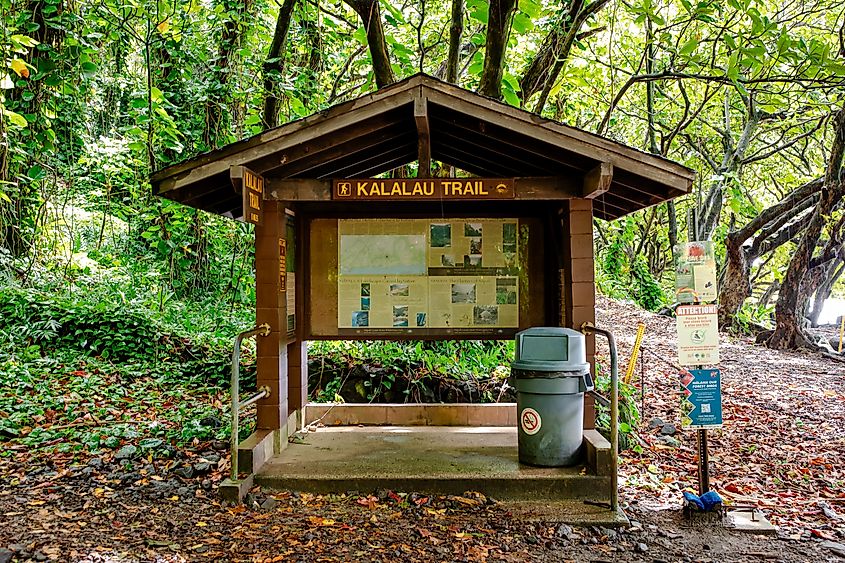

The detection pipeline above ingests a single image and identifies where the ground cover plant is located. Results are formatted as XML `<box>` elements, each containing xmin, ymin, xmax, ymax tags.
<box><xmin>0</xmin><ymin>298</ymin><xmax>843</xmax><ymax>562</ymax></box>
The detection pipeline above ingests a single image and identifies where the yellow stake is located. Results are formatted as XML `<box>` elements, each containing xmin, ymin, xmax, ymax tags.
<box><xmin>624</xmin><ymin>323</ymin><xmax>646</xmax><ymax>384</ymax></box>
<box><xmin>839</xmin><ymin>314</ymin><xmax>844</xmax><ymax>354</ymax></box>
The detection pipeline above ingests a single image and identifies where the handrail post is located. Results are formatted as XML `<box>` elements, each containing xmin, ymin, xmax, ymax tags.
<box><xmin>231</xmin><ymin>324</ymin><xmax>271</xmax><ymax>482</ymax></box>
<box><xmin>581</xmin><ymin>323</ymin><xmax>619</xmax><ymax>513</ymax></box>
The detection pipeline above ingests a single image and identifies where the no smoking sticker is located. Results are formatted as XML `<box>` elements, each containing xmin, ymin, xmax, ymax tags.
<box><xmin>520</xmin><ymin>408</ymin><xmax>541</xmax><ymax>435</ymax></box>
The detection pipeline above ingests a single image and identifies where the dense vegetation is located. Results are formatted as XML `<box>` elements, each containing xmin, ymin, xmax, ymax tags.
<box><xmin>1</xmin><ymin>0</ymin><xmax>843</xmax><ymax>423</ymax></box>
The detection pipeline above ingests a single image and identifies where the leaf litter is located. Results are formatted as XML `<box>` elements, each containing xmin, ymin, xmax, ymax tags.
<box><xmin>0</xmin><ymin>297</ymin><xmax>843</xmax><ymax>561</ymax></box>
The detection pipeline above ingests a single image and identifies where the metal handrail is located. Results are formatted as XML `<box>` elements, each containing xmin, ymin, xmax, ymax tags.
<box><xmin>581</xmin><ymin>323</ymin><xmax>619</xmax><ymax>513</ymax></box>
<box><xmin>230</xmin><ymin>323</ymin><xmax>271</xmax><ymax>482</ymax></box>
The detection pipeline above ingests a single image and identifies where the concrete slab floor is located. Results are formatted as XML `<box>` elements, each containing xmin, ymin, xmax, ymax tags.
<box><xmin>255</xmin><ymin>426</ymin><xmax>612</xmax><ymax>503</ymax></box>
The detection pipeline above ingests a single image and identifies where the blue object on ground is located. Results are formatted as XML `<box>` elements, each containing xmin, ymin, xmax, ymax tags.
<box><xmin>700</xmin><ymin>490</ymin><xmax>723</xmax><ymax>511</ymax></box>
<box><xmin>683</xmin><ymin>491</ymin><xmax>705</xmax><ymax>510</ymax></box>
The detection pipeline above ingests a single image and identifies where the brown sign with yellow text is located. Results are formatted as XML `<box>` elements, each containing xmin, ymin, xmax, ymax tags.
<box><xmin>333</xmin><ymin>178</ymin><xmax>515</xmax><ymax>200</ymax></box>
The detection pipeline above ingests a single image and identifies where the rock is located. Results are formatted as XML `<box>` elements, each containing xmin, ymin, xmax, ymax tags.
<box><xmin>177</xmin><ymin>486</ymin><xmax>191</xmax><ymax>497</ymax></box>
<box><xmin>660</xmin><ymin>423</ymin><xmax>677</xmax><ymax>436</ymax></box>
<box><xmin>193</xmin><ymin>462</ymin><xmax>213</xmax><ymax>473</ymax></box>
<box><xmin>556</xmin><ymin>524</ymin><xmax>573</xmax><ymax>539</ymax></box>
<box><xmin>635</xmin><ymin>542</ymin><xmax>648</xmax><ymax>553</ymax></box>
<box><xmin>115</xmin><ymin>445</ymin><xmax>138</xmax><ymax>460</ymax></box>
<box><xmin>201</xmin><ymin>452</ymin><xmax>221</xmax><ymax>463</ymax></box>
<box><xmin>600</xmin><ymin>527</ymin><xmax>618</xmax><ymax>540</ymax></box>
<box><xmin>173</xmin><ymin>466</ymin><xmax>195</xmax><ymax>479</ymax></box>
<box><xmin>820</xmin><ymin>541</ymin><xmax>845</xmax><ymax>558</ymax></box>
<box><xmin>198</xmin><ymin>416</ymin><xmax>222</xmax><ymax>429</ymax></box>
<box><xmin>260</xmin><ymin>498</ymin><xmax>279</xmax><ymax>510</ymax></box>
<box><xmin>87</xmin><ymin>457</ymin><xmax>104</xmax><ymax>469</ymax></box>
<box><xmin>201</xmin><ymin>479</ymin><xmax>211</xmax><ymax>490</ymax></box>
<box><xmin>0</xmin><ymin>548</ymin><xmax>12</xmax><ymax>563</ymax></box>
<box><xmin>649</xmin><ymin>417</ymin><xmax>665</xmax><ymax>429</ymax></box>
<box><xmin>212</xmin><ymin>440</ymin><xmax>228</xmax><ymax>451</ymax></box>
<box><xmin>33</xmin><ymin>551</ymin><xmax>47</xmax><ymax>561</ymax></box>
<box><xmin>657</xmin><ymin>435</ymin><xmax>682</xmax><ymax>447</ymax></box>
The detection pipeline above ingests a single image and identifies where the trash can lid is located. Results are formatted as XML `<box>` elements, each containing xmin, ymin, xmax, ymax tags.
<box><xmin>511</xmin><ymin>327</ymin><xmax>589</xmax><ymax>372</ymax></box>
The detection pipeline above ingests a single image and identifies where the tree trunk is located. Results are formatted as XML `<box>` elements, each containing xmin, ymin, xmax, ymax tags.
<box><xmin>759</xmin><ymin>279</ymin><xmax>779</xmax><ymax>310</ymax></box>
<box><xmin>769</xmin><ymin>104</ymin><xmax>845</xmax><ymax>349</ymax></box>
<box><xmin>262</xmin><ymin>0</ymin><xmax>298</xmax><ymax>129</ymax></box>
<box><xmin>205</xmin><ymin>0</ymin><xmax>252</xmax><ymax>148</ymax></box>
<box><xmin>810</xmin><ymin>259</ymin><xmax>844</xmax><ymax>326</ymax></box>
<box><xmin>345</xmin><ymin>0</ymin><xmax>396</xmax><ymax>88</ymax></box>
<box><xmin>719</xmin><ymin>232</ymin><xmax>752</xmax><ymax>327</ymax></box>
<box><xmin>477</xmin><ymin>0</ymin><xmax>517</xmax><ymax>99</ymax></box>
<box><xmin>445</xmin><ymin>0</ymin><xmax>463</xmax><ymax>83</ymax></box>
<box><xmin>517</xmin><ymin>0</ymin><xmax>608</xmax><ymax>110</ymax></box>
<box><xmin>716</xmin><ymin>177</ymin><xmax>822</xmax><ymax>328</ymax></box>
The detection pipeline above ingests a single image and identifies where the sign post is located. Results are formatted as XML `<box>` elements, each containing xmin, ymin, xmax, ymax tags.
<box><xmin>675</xmin><ymin>241</ymin><xmax>720</xmax><ymax>498</ymax></box>
<box><xmin>681</xmin><ymin>368</ymin><xmax>723</xmax><ymax>494</ymax></box>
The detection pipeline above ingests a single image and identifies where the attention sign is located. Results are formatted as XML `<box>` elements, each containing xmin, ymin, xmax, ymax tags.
<box><xmin>333</xmin><ymin>178</ymin><xmax>515</xmax><ymax>200</ymax></box>
<box><xmin>676</xmin><ymin>304</ymin><xmax>719</xmax><ymax>366</ymax></box>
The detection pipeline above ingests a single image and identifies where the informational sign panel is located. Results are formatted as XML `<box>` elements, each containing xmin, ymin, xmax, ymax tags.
<box><xmin>337</xmin><ymin>218</ymin><xmax>520</xmax><ymax>330</ymax></box>
<box><xmin>230</xmin><ymin>166</ymin><xmax>264</xmax><ymax>226</ymax></box>
<box><xmin>675</xmin><ymin>241</ymin><xmax>717</xmax><ymax>303</ymax></box>
<box><xmin>680</xmin><ymin>369</ymin><xmax>723</xmax><ymax>429</ymax></box>
<box><xmin>676</xmin><ymin>304</ymin><xmax>719</xmax><ymax>366</ymax></box>
<box><xmin>333</xmin><ymin>178</ymin><xmax>515</xmax><ymax>200</ymax></box>
<box><xmin>279</xmin><ymin>239</ymin><xmax>287</xmax><ymax>292</ymax></box>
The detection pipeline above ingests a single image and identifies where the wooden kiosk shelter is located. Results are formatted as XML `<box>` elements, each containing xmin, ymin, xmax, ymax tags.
<box><xmin>152</xmin><ymin>74</ymin><xmax>694</xmax><ymax>508</ymax></box>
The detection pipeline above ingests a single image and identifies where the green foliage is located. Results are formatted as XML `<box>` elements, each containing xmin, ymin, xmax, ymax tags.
<box><xmin>0</xmin><ymin>347</ymin><xmax>236</xmax><ymax>457</ymax></box>
<box><xmin>630</xmin><ymin>255</ymin><xmax>666</xmax><ymax>311</ymax></box>
<box><xmin>597</xmin><ymin>217</ymin><xmax>667</xmax><ymax>311</ymax></box>
<box><xmin>593</xmin><ymin>367</ymin><xmax>642</xmax><ymax>452</ymax></box>
<box><xmin>308</xmin><ymin>340</ymin><xmax>513</xmax><ymax>403</ymax></box>
<box><xmin>0</xmin><ymin>284</ymin><xmax>249</xmax><ymax>386</ymax></box>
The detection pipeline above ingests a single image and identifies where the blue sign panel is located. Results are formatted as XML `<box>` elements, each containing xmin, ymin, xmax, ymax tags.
<box><xmin>680</xmin><ymin>369</ymin><xmax>722</xmax><ymax>429</ymax></box>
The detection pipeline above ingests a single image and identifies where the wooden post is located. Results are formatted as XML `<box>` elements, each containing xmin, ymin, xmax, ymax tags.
<box><xmin>254</xmin><ymin>200</ymin><xmax>289</xmax><ymax>431</ymax></box>
<box><xmin>562</xmin><ymin>198</ymin><xmax>596</xmax><ymax>429</ymax></box>
<box><xmin>287</xmin><ymin>340</ymin><xmax>308</xmax><ymax>416</ymax></box>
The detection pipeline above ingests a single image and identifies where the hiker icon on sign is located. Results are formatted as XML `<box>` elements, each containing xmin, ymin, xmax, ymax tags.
<box><xmin>338</xmin><ymin>182</ymin><xmax>352</xmax><ymax>197</ymax></box>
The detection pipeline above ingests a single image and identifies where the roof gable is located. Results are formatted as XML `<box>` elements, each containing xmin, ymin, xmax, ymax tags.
<box><xmin>151</xmin><ymin>74</ymin><xmax>694</xmax><ymax>220</ymax></box>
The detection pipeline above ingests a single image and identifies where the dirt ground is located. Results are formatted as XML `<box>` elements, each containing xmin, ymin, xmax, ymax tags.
<box><xmin>1</xmin><ymin>297</ymin><xmax>844</xmax><ymax>562</ymax></box>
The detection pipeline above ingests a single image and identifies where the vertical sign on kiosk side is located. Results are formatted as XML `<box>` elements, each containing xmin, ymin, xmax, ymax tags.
<box><xmin>230</xmin><ymin>166</ymin><xmax>264</xmax><ymax>226</ymax></box>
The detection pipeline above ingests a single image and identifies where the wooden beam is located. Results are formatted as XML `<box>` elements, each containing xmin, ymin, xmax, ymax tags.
<box><xmin>267</xmin><ymin>176</ymin><xmax>580</xmax><ymax>202</ymax></box>
<box><xmin>152</xmin><ymin>89</ymin><xmax>418</xmax><ymax>194</ymax></box>
<box><xmin>423</xmin><ymin>84</ymin><xmax>694</xmax><ymax>191</ymax></box>
<box><xmin>582</xmin><ymin>162</ymin><xmax>613</xmax><ymax>199</ymax></box>
<box><xmin>415</xmin><ymin>94</ymin><xmax>432</xmax><ymax>178</ymax></box>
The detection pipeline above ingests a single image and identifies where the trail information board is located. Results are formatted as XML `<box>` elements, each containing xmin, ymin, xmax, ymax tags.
<box><xmin>336</xmin><ymin>218</ymin><xmax>520</xmax><ymax>330</ymax></box>
<box><xmin>681</xmin><ymin>369</ymin><xmax>723</xmax><ymax>429</ymax></box>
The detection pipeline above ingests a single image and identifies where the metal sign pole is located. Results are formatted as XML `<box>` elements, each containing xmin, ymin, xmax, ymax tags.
<box><xmin>697</xmin><ymin>426</ymin><xmax>710</xmax><ymax>495</ymax></box>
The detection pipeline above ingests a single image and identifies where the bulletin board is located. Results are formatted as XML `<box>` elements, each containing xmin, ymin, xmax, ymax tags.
<box><xmin>307</xmin><ymin>216</ymin><xmax>545</xmax><ymax>339</ymax></box>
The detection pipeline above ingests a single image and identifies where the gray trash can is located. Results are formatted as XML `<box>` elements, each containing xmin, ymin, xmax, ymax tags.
<box><xmin>511</xmin><ymin>327</ymin><xmax>593</xmax><ymax>467</ymax></box>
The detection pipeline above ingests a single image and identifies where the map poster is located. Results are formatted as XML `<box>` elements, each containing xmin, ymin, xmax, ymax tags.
<box><xmin>680</xmin><ymin>369</ymin><xmax>723</xmax><ymax>429</ymax></box>
<box><xmin>675</xmin><ymin>241</ymin><xmax>717</xmax><ymax>303</ymax></box>
<box><xmin>338</xmin><ymin>276</ymin><xmax>428</xmax><ymax>329</ymax></box>
<box><xmin>676</xmin><ymin>304</ymin><xmax>719</xmax><ymax>366</ymax></box>
<box><xmin>336</xmin><ymin>218</ymin><xmax>521</xmax><ymax>330</ymax></box>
